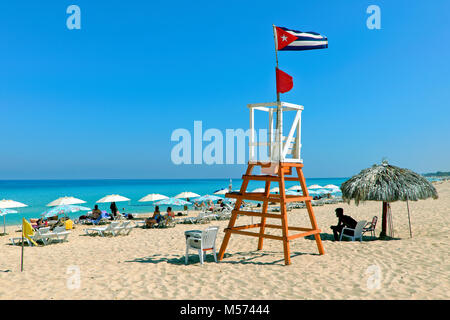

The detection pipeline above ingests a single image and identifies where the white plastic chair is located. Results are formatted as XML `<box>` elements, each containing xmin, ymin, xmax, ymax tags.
<box><xmin>340</xmin><ymin>220</ymin><xmax>367</xmax><ymax>242</ymax></box>
<box><xmin>185</xmin><ymin>226</ymin><xmax>219</xmax><ymax>265</ymax></box>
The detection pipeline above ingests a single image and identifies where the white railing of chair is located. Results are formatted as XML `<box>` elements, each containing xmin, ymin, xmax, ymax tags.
<box><xmin>248</xmin><ymin>101</ymin><xmax>303</xmax><ymax>163</ymax></box>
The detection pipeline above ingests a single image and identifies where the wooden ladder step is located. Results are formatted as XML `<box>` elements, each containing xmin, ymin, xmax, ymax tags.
<box><xmin>232</xmin><ymin>210</ymin><xmax>283</xmax><ymax>219</ymax></box>
<box><xmin>226</xmin><ymin>192</ymin><xmax>312</xmax><ymax>203</ymax></box>
<box><xmin>241</xmin><ymin>174</ymin><xmax>306</xmax><ymax>182</ymax></box>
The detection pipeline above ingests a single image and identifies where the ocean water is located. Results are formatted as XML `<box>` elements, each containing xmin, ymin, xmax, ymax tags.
<box><xmin>0</xmin><ymin>178</ymin><xmax>348</xmax><ymax>226</ymax></box>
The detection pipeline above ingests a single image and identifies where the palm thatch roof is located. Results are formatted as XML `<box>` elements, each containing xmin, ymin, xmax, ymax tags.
<box><xmin>341</xmin><ymin>161</ymin><xmax>438</xmax><ymax>205</ymax></box>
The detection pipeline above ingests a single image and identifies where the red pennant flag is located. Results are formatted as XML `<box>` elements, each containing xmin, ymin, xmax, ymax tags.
<box><xmin>275</xmin><ymin>26</ymin><xmax>298</xmax><ymax>50</ymax></box>
<box><xmin>276</xmin><ymin>68</ymin><xmax>293</xmax><ymax>93</ymax></box>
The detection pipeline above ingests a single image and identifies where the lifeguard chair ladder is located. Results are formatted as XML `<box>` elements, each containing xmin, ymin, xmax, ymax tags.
<box><xmin>218</xmin><ymin>101</ymin><xmax>325</xmax><ymax>265</ymax></box>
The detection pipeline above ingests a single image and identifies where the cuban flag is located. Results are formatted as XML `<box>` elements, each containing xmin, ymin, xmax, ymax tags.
<box><xmin>275</xmin><ymin>26</ymin><xmax>328</xmax><ymax>51</ymax></box>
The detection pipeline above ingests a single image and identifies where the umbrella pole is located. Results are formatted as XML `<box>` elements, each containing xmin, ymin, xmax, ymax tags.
<box><xmin>380</xmin><ymin>201</ymin><xmax>388</xmax><ymax>238</ymax></box>
<box><xmin>406</xmin><ymin>194</ymin><xmax>412</xmax><ymax>238</ymax></box>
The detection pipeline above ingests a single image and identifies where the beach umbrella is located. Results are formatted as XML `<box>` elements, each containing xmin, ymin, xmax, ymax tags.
<box><xmin>288</xmin><ymin>185</ymin><xmax>302</xmax><ymax>191</ymax></box>
<box><xmin>251</xmin><ymin>188</ymin><xmax>265</xmax><ymax>193</ymax></box>
<box><xmin>174</xmin><ymin>192</ymin><xmax>200</xmax><ymax>199</ymax></box>
<box><xmin>270</xmin><ymin>187</ymin><xmax>280</xmax><ymax>193</ymax></box>
<box><xmin>341</xmin><ymin>161</ymin><xmax>438</xmax><ymax>238</ymax></box>
<box><xmin>213</xmin><ymin>188</ymin><xmax>229</xmax><ymax>195</ymax></box>
<box><xmin>0</xmin><ymin>209</ymin><xmax>18</xmax><ymax>234</ymax></box>
<box><xmin>155</xmin><ymin>197</ymin><xmax>191</xmax><ymax>206</ymax></box>
<box><xmin>286</xmin><ymin>190</ymin><xmax>300</xmax><ymax>195</ymax></box>
<box><xmin>41</xmin><ymin>205</ymin><xmax>91</xmax><ymax>219</ymax></box>
<box><xmin>313</xmin><ymin>189</ymin><xmax>330</xmax><ymax>195</ymax></box>
<box><xmin>96</xmin><ymin>194</ymin><xmax>130</xmax><ymax>203</ymax></box>
<box><xmin>0</xmin><ymin>209</ymin><xmax>18</xmax><ymax>215</ymax></box>
<box><xmin>0</xmin><ymin>200</ymin><xmax>28</xmax><ymax>235</ymax></box>
<box><xmin>0</xmin><ymin>199</ymin><xmax>28</xmax><ymax>209</ymax></box>
<box><xmin>308</xmin><ymin>184</ymin><xmax>323</xmax><ymax>189</ymax></box>
<box><xmin>323</xmin><ymin>184</ymin><xmax>340</xmax><ymax>190</ymax></box>
<box><xmin>138</xmin><ymin>193</ymin><xmax>169</xmax><ymax>202</ymax></box>
<box><xmin>46</xmin><ymin>196</ymin><xmax>86</xmax><ymax>207</ymax></box>
<box><xmin>195</xmin><ymin>195</ymin><xmax>222</xmax><ymax>202</ymax></box>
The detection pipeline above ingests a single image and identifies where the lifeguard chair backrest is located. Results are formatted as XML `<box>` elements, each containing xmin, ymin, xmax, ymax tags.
<box><xmin>248</xmin><ymin>101</ymin><xmax>303</xmax><ymax>163</ymax></box>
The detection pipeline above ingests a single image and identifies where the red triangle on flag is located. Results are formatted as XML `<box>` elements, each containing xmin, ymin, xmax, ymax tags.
<box><xmin>275</xmin><ymin>27</ymin><xmax>298</xmax><ymax>50</ymax></box>
<box><xmin>276</xmin><ymin>68</ymin><xmax>293</xmax><ymax>93</ymax></box>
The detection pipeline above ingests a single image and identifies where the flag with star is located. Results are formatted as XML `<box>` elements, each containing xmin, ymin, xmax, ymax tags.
<box><xmin>275</xmin><ymin>26</ymin><xmax>328</xmax><ymax>51</ymax></box>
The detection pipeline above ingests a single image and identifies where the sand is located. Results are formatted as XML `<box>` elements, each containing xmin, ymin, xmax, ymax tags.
<box><xmin>0</xmin><ymin>181</ymin><xmax>448</xmax><ymax>300</ymax></box>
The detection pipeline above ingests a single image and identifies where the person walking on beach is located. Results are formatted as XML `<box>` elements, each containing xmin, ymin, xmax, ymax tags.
<box><xmin>110</xmin><ymin>202</ymin><xmax>118</xmax><ymax>219</ymax></box>
<box><xmin>330</xmin><ymin>208</ymin><xmax>357</xmax><ymax>241</ymax></box>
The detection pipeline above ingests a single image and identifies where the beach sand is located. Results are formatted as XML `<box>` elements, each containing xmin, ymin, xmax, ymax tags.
<box><xmin>0</xmin><ymin>181</ymin><xmax>448</xmax><ymax>300</ymax></box>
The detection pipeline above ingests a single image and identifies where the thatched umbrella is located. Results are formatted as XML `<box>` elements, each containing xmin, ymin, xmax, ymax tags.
<box><xmin>341</xmin><ymin>161</ymin><xmax>438</xmax><ymax>238</ymax></box>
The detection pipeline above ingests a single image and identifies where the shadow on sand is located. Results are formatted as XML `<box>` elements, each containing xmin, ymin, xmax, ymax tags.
<box><xmin>305</xmin><ymin>232</ymin><xmax>401</xmax><ymax>242</ymax></box>
<box><xmin>125</xmin><ymin>250</ymin><xmax>320</xmax><ymax>266</ymax></box>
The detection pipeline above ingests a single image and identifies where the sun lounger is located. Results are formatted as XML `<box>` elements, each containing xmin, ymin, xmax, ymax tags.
<box><xmin>84</xmin><ymin>221</ymin><xmax>121</xmax><ymax>237</ymax></box>
<box><xmin>48</xmin><ymin>226</ymin><xmax>70</xmax><ymax>243</ymax></box>
<box><xmin>10</xmin><ymin>227</ymin><xmax>53</xmax><ymax>246</ymax></box>
<box><xmin>116</xmin><ymin>221</ymin><xmax>134</xmax><ymax>235</ymax></box>
<box><xmin>156</xmin><ymin>216</ymin><xmax>176</xmax><ymax>228</ymax></box>
<box><xmin>134</xmin><ymin>220</ymin><xmax>146</xmax><ymax>227</ymax></box>
<box><xmin>181</xmin><ymin>211</ymin><xmax>215</xmax><ymax>224</ymax></box>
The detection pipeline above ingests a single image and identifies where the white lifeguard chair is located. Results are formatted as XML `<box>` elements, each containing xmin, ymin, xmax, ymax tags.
<box><xmin>218</xmin><ymin>101</ymin><xmax>325</xmax><ymax>265</ymax></box>
<box><xmin>248</xmin><ymin>101</ymin><xmax>303</xmax><ymax>165</ymax></box>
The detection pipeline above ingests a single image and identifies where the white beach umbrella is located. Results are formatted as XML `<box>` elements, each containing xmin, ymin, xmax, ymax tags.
<box><xmin>270</xmin><ymin>187</ymin><xmax>280</xmax><ymax>193</ymax></box>
<box><xmin>0</xmin><ymin>200</ymin><xmax>28</xmax><ymax>235</ymax></box>
<box><xmin>138</xmin><ymin>193</ymin><xmax>169</xmax><ymax>202</ymax></box>
<box><xmin>323</xmin><ymin>184</ymin><xmax>341</xmax><ymax>190</ymax></box>
<box><xmin>0</xmin><ymin>199</ymin><xmax>28</xmax><ymax>209</ymax></box>
<box><xmin>46</xmin><ymin>196</ymin><xmax>86</xmax><ymax>207</ymax></box>
<box><xmin>96</xmin><ymin>194</ymin><xmax>130</xmax><ymax>203</ymax></box>
<box><xmin>213</xmin><ymin>188</ymin><xmax>229</xmax><ymax>195</ymax></box>
<box><xmin>288</xmin><ymin>185</ymin><xmax>303</xmax><ymax>191</ymax></box>
<box><xmin>251</xmin><ymin>188</ymin><xmax>265</xmax><ymax>193</ymax></box>
<box><xmin>0</xmin><ymin>208</ymin><xmax>18</xmax><ymax>234</ymax></box>
<box><xmin>174</xmin><ymin>192</ymin><xmax>200</xmax><ymax>199</ymax></box>
<box><xmin>308</xmin><ymin>184</ymin><xmax>323</xmax><ymax>189</ymax></box>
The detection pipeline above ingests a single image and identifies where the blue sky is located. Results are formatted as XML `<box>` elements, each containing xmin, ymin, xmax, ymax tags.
<box><xmin>0</xmin><ymin>0</ymin><xmax>449</xmax><ymax>179</ymax></box>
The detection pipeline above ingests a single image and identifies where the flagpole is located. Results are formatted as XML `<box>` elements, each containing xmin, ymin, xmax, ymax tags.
<box><xmin>273</xmin><ymin>24</ymin><xmax>280</xmax><ymax>103</ymax></box>
<box><xmin>273</xmin><ymin>24</ymin><xmax>282</xmax><ymax>162</ymax></box>
<box><xmin>21</xmin><ymin>222</ymin><xmax>24</xmax><ymax>272</ymax></box>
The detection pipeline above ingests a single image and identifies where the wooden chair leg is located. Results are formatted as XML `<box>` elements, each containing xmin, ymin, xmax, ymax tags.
<box><xmin>279</xmin><ymin>165</ymin><xmax>291</xmax><ymax>265</ymax></box>
<box><xmin>218</xmin><ymin>164</ymin><xmax>254</xmax><ymax>261</ymax></box>
<box><xmin>257</xmin><ymin>180</ymin><xmax>271</xmax><ymax>250</ymax></box>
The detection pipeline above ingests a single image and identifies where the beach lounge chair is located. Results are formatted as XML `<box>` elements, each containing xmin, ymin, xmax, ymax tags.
<box><xmin>48</xmin><ymin>226</ymin><xmax>70</xmax><ymax>243</ymax></box>
<box><xmin>156</xmin><ymin>216</ymin><xmax>176</xmax><ymax>228</ymax></box>
<box><xmin>84</xmin><ymin>221</ymin><xmax>121</xmax><ymax>237</ymax></box>
<box><xmin>362</xmin><ymin>216</ymin><xmax>378</xmax><ymax>237</ymax></box>
<box><xmin>340</xmin><ymin>220</ymin><xmax>367</xmax><ymax>242</ymax></box>
<box><xmin>185</xmin><ymin>211</ymin><xmax>216</xmax><ymax>224</ymax></box>
<box><xmin>116</xmin><ymin>221</ymin><xmax>134</xmax><ymax>235</ymax></box>
<box><xmin>185</xmin><ymin>226</ymin><xmax>219</xmax><ymax>265</ymax></box>
<box><xmin>10</xmin><ymin>227</ymin><xmax>53</xmax><ymax>246</ymax></box>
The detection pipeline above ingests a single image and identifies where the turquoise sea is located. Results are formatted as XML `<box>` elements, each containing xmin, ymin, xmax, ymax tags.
<box><xmin>0</xmin><ymin>178</ymin><xmax>349</xmax><ymax>226</ymax></box>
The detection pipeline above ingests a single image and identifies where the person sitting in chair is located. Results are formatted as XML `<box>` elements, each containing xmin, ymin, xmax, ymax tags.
<box><xmin>90</xmin><ymin>205</ymin><xmax>102</xmax><ymax>220</ymax></box>
<box><xmin>330</xmin><ymin>208</ymin><xmax>357</xmax><ymax>241</ymax></box>
<box><xmin>145</xmin><ymin>206</ymin><xmax>162</xmax><ymax>228</ymax></box>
